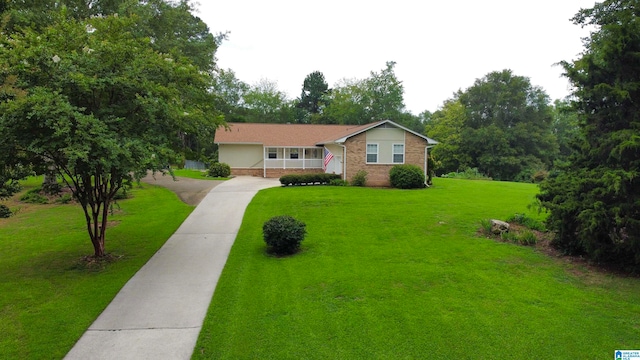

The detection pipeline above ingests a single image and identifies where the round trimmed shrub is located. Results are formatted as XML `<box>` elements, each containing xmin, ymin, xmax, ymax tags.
<box><xmin>208</xmin><ymin>162</ymin><xmax>231</xmax><ymax>178</ymax></box>
<box><xmin>389</xmin><ymin>164</ymin><xmax>426</xmax><ymax>189</ymax></box>
<box><xmin>0</xmin><ymin>204</ymin><xmax>12</xmax><ymax>218</ymax></box>
<box><xmin>351</xmin><ymin>170</ymin><xmax>367</xmax><ymax>187</ymax></box>
<box><xmin>263</xmin><ymin>215</ymin><xmax>307</xmax><ymax>255</ymax></box>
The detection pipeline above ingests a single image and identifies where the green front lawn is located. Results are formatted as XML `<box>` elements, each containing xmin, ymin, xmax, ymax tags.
<box><xmin>171</xmin><ymin>168</ymin><xmax>229</xmax><ymax>180</ymax></box>
<box><xmin>194</xmin><ymin>178</ymin><xmax>640</xmax><ymax>359</ymax></box>
<box><xmin>0</xmin><ymin>180</ymin><xmax>193</xmax><ymax>359</ymax></box>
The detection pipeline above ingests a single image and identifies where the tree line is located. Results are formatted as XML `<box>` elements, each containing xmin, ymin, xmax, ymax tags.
<box><xmin>215</xmin><ymin>61</ymin><xmax>579</xmax><ymax>184</ymax></box>
<box><xmin>212</xmin><ymin>61</ymin><xmax>426</xmax><ymax>133</ymax></box>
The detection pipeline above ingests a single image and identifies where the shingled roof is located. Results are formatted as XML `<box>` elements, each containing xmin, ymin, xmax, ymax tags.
<box><xmin>214</xmin><ymin>122</ymin><xmax>379</xmax><ymax>147</ymax></box>
<box><xmin>214</xmin><ymin>120</ymin><xmax>438</xmax><ymax>147</ymax></box>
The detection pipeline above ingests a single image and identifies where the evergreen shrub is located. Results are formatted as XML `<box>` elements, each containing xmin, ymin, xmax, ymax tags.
<box><xmin>0</xmin><ymin>204</ymin><xmax>12</xmax><ymax>218</ymax></box>
<box><xmin>20</xmin><ymin>188</ymin><xmax>48</xmax><ymax>204</ymax></box>
<box><xmin>208</xmin><ymin>162</ymin><xmax>231</xmax><ymax>178</ymax></box>
<box><xmin>351</xmin><ymin>170</ymin><xmax>367</xmax><ymax>187</ymax></box>
<box><xmin>389</xmin><ymin>164</ymin><xmax>425</xmax><ymax>189</ymax></box>
<box><xmin>279</xmin><ymin>173</ymin><xmax>341</xmax><ymax>186</ymax></box>
<box><xmin>263</xmin><ymin>215</ymin><xmax>307</xmax><ymax>255</ymax></box>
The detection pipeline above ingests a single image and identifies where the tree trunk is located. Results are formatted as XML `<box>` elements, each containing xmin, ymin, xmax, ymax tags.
<box><xmin>76</xmin><ymin>172</ymin><xmax>120</xmax><ymax>258</ymax></box>
<box><xmin>89</xmin><ymin>205</ymin><xmax>107</xmax><ymax>257</ymax></box>
<box><xmin>42</xmin><ymin>161</ymin><xmax>60</xmax><ymax>195</ymax></box>
<box><xmin>91</xmin><ymin>233</ymin><xmax>106</xmax><ymax>257</ymax></box>
<box><xmin>84</xmin><ymin>197</ymin><xmax>110</xmax><ymax>258</ymax></box>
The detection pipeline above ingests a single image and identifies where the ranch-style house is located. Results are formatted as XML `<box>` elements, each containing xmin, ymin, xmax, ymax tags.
<box><xmin>214</xmin><ymin>120</ymin><xmax>438</xmax><ymax>186</ymax></box>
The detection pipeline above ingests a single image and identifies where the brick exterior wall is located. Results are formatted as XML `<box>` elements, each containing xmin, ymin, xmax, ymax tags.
<box><xmin>344</xmin><ymin>131</ymin><xmax>428</xmax><ymax>187</ymax></box>
<box><xmin>230</xmin><ymin>168</ymin><xmax>263</xmax><ymax>177</ymax></box>
<box><xmin>230</xmin><ymin>168</ymin><xmax>323</xmax><ymax>178</ymax></box>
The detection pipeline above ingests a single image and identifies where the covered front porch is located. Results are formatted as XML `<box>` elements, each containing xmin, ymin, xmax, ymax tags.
<box><xmin>261</xmin><ymin>146</ymin><xmax>343</xmax><ymax>178</ymax></box>
<box><xmin>263</xmin><ymin>146</ymin><xmax>324</xmax><ymax>170</ymax></box>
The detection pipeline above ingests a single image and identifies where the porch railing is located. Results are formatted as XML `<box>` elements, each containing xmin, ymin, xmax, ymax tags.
<box><xmin>264</xmin><ymin>158</ymin><xmax>323</xmax><ymax>169</ymax></box>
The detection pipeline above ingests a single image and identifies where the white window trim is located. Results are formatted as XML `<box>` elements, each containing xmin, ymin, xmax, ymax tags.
<box><xmin>366</xmin><ymin>143</ymin><xmax>379</xmax><ymax>164</ymax></box>
<box><xmin>393</xmin><ymin>143</ymin><xmax>405</xmax><ymax>164</ymax></box>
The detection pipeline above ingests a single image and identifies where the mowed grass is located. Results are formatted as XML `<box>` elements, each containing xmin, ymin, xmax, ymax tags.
<box><xmin>171</xmin><ymin>168</ymin><xmax>229</xmax><ymax>180</ymax></box>
<box><xmin>0</xmin><ymin>179</ymin><xmax>193</xmax><ymax>359</ymax></box>
<box><xmin>194</xmin><ymin>178</ymin><xmax>640</xmax><ymax>359</ymax></box>
<box><xmin>171</xmin><ymin>168</ymin><xmax>209</xmax><ymax>179</ymax></box>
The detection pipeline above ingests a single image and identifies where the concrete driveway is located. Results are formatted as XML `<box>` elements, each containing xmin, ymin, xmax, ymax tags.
<box><xmin>65</xmin><ymin>176</ymin><xmax>280</xmax><ymax>360</ymax></box>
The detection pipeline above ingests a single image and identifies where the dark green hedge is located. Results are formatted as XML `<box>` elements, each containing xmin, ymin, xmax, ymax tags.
<box><xmin>389</xmin><ymin>164</ymin><xmax>426</xmax><ymax>189</ymax></box>
<box><xmin>280</xmin><ymin>173</ymin><xmax>341</xmax><ymax>186</ymax></box>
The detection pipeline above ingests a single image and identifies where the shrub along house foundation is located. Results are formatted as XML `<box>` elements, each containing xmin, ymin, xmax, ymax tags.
<box><xmin>214</xmin><ymin>120</ymin><xmax>438</xmax><ymax>186</ymax></box>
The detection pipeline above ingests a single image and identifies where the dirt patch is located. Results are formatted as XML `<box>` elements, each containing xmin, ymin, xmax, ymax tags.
<box><xmin>73</xmin><ymin>253</ymin><xmax>124</xmax><ymax>271</ymax></box>
<box><xmin>105</xmin><ymin>220</ymin><xmax>120</xmax><ymax>228</ymax></box>
<box><xmin>139</xmin><ymin>172</ymin><xmax>224</xmax><ymax>206</ymax></box>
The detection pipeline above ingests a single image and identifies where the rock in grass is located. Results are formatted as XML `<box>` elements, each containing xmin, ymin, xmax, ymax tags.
<box><xmin>491</xmin><ymin>219</ymin><xmax>510</xmax><ymax>235</ymax></box>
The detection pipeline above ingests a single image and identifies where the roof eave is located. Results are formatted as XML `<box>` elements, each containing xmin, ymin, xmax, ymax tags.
<box><xmin>215</xmin><ymin>142</ymin><xmax>264</xmax><ymax>145</ymax></box>
<box><xmin>316</xmin><ymin>140</ymin><xmax>346</xmax><ymax>146</ymax></box>
<box><xmin>319</xmin><ymin>120</ymin><xmax>439</xmax><ymax>145</ymax></box>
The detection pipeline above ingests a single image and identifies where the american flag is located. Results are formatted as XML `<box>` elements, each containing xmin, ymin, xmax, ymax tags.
<box><xmin>323</xmin><ymin>148</ymin><xmax>334</xmax><ymax>171</ymax></box>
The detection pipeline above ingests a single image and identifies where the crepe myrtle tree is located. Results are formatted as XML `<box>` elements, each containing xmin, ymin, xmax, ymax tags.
<box><xmin>0</xmin><ymin>10</ymin><xmax>223</xmax><ymax>257</ymax></box>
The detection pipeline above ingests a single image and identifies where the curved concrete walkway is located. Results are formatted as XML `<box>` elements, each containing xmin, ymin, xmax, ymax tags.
<box><xmin>65</xmin><ymin>176</ymin><xmax>280</xmax><ymax>360</ymax></box>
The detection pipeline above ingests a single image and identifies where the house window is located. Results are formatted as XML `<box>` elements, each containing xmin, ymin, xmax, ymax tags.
<box><xmin>366</xmin><ymin>143</ymin><xmax>378</xmax><ymax>163</ymax></box>
<box><xmin>290</xmin><ymin>148</ymin><xmax>299</xmax><ymax>159</ymax></box>
<box><xmin>393</xmin><ymin>144</ymin><xmax>404</xmax><ymax>163</ymax></box>
<box><xmin>268</xmin><ymin>148</ymin><xmax>277</xmax><ymax>159</ymax></box>
<box><xmin>305</xmin><ymin>148</ymin><xmax>321</xmax><ymax>159</ymax></box>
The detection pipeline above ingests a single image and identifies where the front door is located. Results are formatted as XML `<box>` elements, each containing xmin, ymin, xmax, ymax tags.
<box><xmin>333</xmin><ymin>155</ymin><xmax>342</xmax><ymax>175</ymax></box>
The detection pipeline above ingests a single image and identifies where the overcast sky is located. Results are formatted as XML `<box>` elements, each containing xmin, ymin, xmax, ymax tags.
<box><xmin>195</xmin><ymin>1</ymin><xmax>597</xmax><ymax>115</ymax></box>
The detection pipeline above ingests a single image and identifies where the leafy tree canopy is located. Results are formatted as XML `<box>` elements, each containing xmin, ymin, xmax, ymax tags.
<box><xmin>364</xmin><ymin>61</ymin><xmax>405</xmax><ymax>121</ymax></box>
<box><xmin>457</xmin><ymin>69</ymin><xmax>557</xmax><ymax>181</ymax></box>
<box><xmin>243</xmin><ymin>79</ymin><xmax>294</xmax><ymax>123</ymax></box>
<box><xmin>124</xmin><ymin>0</ymin><xmax>224</xmax><ymax>72</ymax></box>
<box><xmin>2</xmin><ymin>0</ymin><xmax>223</xmax><ymax>71</ymax></box>
<box><xmin>2</xmin><ymin>0</ymin><xmax>223</xmax><ymax>162</ymax></box>
<box><xmin>424</xmin><ymin>99</ymin><xmax>470</xmax><ymax>174</ymax></box>
<box><xmin>538</xmin><ymin>0</ymin><xmax>640</xmax><ymax>271</ymax></box>
<box><xmin>212</xmin><ymin>68</ymin><xmax>250</xmax><ymax>122</ymax></box>
<box><xmin>320</xmin><ymin>78</ymin><xmax>367</xmax><ymax>125</ymax></box>
<box><xmin>551</xmin><ymin>99</ymin><xmax>581</xmax><ymax>161</ymax></box>
<box><xmin>320</xmin><ymin>61</ymin><xmax>416</xmax><ymax>128</ymax></box>
<box><xmin>0</xmin><ymin>8</ymin><xmax>223</xmax><ymax>256</ymax></box>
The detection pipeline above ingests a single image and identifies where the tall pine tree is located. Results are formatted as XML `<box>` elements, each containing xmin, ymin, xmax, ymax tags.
<box><xmin>538</xmin><ymin>0</ymin><xmax>640</xmax><ymax>270</ymax></box>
